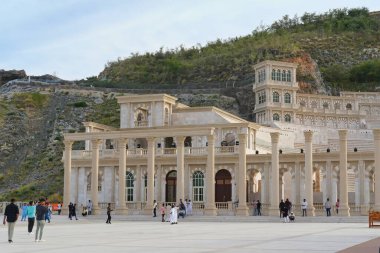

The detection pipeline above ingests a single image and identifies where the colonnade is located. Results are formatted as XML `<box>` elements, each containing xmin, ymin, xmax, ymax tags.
<box><xmin>63</xmin><ymin>129</ymin><xmax>380</xmax><ymax>216</ymax></box>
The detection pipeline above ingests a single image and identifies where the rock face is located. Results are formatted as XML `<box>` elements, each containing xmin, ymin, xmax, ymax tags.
<box><xmin>0</xmin><ymin>70</ymin><xmax>27</xmax><ymax>85</ymax></box>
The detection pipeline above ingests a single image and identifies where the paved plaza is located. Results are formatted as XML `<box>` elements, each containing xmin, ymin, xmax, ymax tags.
<box><xmin>1</xmin><ymin>215</ymin><xmax>379</xmax><ymax>253</ymax></box>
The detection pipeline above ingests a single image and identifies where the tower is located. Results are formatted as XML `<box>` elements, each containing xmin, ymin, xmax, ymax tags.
<box><xmin>252</xmin><ymin>60</ymin><xmax>299</xmax><ymax>125</ymax></box>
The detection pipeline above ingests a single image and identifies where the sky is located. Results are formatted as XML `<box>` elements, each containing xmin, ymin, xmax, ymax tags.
<box><xmin>0</xmin><ymin>0</ymin><xmax>378</xmax><ymax>80</ymax></box>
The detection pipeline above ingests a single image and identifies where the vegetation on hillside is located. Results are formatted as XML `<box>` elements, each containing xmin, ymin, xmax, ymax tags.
<box><xmin>80</xmin><ymin>8</ymin><xmax>380</xmax><ymax>93</ymax></box>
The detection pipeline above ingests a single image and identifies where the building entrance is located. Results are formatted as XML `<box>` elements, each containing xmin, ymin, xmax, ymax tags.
<box><xmin>166</xmin><ymin>170</ymin><xmax>177</xmax><ymax>202</ymax></box>
<box><xmin>215</xmin><ymin>169</ymin><xmax>232</xmax><ymax>202</ymax></box>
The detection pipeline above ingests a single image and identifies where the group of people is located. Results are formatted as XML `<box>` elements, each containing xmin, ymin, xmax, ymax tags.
<box><xmin>3</xmin><ymin>198</ymin><xmax>51</xmax><ymax>243</ymax></box>
<box><xmin>279</xmin><ymin>199</ymin><xmax>294</xmax><ymax>222</ymax></box>
<box><xmin>300</xmin><ymin>197</ymin><xmax>341</xmax><ymax>218</ymax></box>
<box><xmin>154</xmin><ymin>199</ymin><xmax>193</xmax><ymax>225</ymax></box>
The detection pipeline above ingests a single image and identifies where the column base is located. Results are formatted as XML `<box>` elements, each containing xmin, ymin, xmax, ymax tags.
<box><xmin>143</xmin><ymin>205</ymin><xmax>153</xmax><ymax>215</ymax></box>
<box><xmin>92</xmin><ymin>206</ymin><xmax>101</xmax><ymax>215</ymax></box>
<box><xmin>306</xmin><ymin>206</ymin><xmax>315</xmax><ymax>217</ymax></box>
<box><xmin>235</xmin><ymin>206</ymin><xmax>249</xmax><ymax>216</ymax></box>
<box><xmin>115</xmin><ymin>207</ymin><xmax>129</xmax><ymax>215</ymax></box>
<box><xmin>338</xmin><ymin>205</ymin><xmax>351</xmax><ymax>216</ymax></box>
<box><xmin>204</xmin><ymin>204</ymin><xmax>217</xmax><ymax>216</ymax></box>
<box><xmin>373</xmin><ymin>204</ymin><xmax>380</xmax><ymax>212</ymax></box>
<box><xmin>360</xmin><ymin>204</ymin><xmax>370</xmax><ymax>215</ymax></box>
<box><xmin>268</xmin><ymin>206</ymin><xmax>280</xmax><ymax>216</ymax></box>
<box><xmin>61</xmin><ymin>207</ymin><xmax>69</xmax><ymax>215</ymax></box>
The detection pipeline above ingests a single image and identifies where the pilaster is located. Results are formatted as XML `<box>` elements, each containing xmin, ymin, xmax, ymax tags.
<box><xmin>268</xmin><ymin>132</ymin><xmax>280</xmax><ymax>216</ymax></box>
<box><xmin>304</xmin><ymin>131</ymin><xmax>315</xmax><ymax>216</ymax></box>
<box><xmin>204</xmin><ymin>134</ymin><xmax>217</xmax><ymax>215</ymax></box>
<box><xmin>62</xmin><ymin>140</ymin><xmax>73</xmax><ymax>215</ymax></box>
<box><xmin>338</xmin><ymin>129</ymin><xmax>350</xmax><ymax>216</ymax></box>
<box><xmin>116</xmin><ymin>138</ymin><xmax>128</xmax><ymax>215</ymax></box>
<box><xmin>236</xmin><ymin>133</ymin><xmax>249</xmax><ymax>216</ymax></box>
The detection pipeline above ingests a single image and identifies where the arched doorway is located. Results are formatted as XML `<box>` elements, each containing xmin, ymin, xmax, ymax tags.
<box><xmin>166</xmin><ymin>170</ymin><xmax>177</xmax><ymax>202</ymax></box>
<box><xmin>215</xmin><ymin>169</ymin><xmax>232</xmax><ymax>202</ymax></box>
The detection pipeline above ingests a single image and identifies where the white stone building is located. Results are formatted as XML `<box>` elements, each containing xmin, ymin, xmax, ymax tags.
<box><xmin>62</xmin><ymin>60</ymin><xmax>380</xmax><ymax>216</ymax></box>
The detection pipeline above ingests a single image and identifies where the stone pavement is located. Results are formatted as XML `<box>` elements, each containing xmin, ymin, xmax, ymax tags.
<box><xmin>0</xmin><ymin>215</ymin><xmax>378</xmax><ymax>253</ymax></box>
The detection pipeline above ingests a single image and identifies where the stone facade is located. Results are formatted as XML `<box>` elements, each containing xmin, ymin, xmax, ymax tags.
<box><xmin>62</xmin><ymin>61</ymin><xmax>380</xmax><ymax>216</ymax></box>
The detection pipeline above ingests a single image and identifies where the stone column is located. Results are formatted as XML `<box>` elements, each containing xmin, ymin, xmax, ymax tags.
<box><xmin>91</xmin><ymin>139</ymin><xmax>101</xmax><ymax>215</ymax></box>
<box><xmin>268</xmin><ymin>132</ymin><xmax>280</xmax><ymax>216</ymax></box>
<box><xmin>62</xmin><ymin>140</ymin><xmax>73</xmax><ymax>215</ymax></box>
<box><xmin>176</xmin><ymin>136</ymin><xmax>186</xmax><ymax>203</ymax></box>
<box><xmin>338</xmin><ymin>130</ymin><xmax>350</xmax><ymax>216</ymax></box>
<box><xmin>294</xmin><ymin>162</ymin><xmax>301</xmax><ymax>208</ymax></box>
<box><xmin>144</xmin><ymin>137</ymin><xmax>156</xmax><ymax>213</ymax></box>
<box><xmin>373</xmin><ymin>129</ymin><xmax>380</xmax><ymax>211</ymax></box>
<box><xmin>135</xmin><ymin>165</ymin><xmax>141</xmax><ymax>202</ymax></box>
<box><xmin>116</xmin><ymin>138</ymin><xmax>128</xmax><ymax>214</ymax></box>
<box><xmin>236</xmin><ymin>133</ymin><xmax>249</xmax><ymax>216</ymax></box>
<box><xmin>304</xmin><ymin>131</ymin><xmax>315</xmax><ymax>216</ymax></box>
<box><xmin>204</xmin><ymin>134</ymin><xmax>217</xmax><ymax>215</ymax></box>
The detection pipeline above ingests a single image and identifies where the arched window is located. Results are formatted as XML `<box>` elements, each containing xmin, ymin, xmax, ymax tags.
<box><xmin>346</xmin><ymin>103</ymin><xmax>352</xmax><ymax>110</ymax></box>
<box><xmin>323</xmin><ymin>102</ymin><xmax>329</xmax><ymax>109</ymax></box>
<box><xmin>126</xmin><ymin>172</ymin><xmax>134</xmax><ymax>202</ymax></box>
<box><xmin>273</xmin><ymin>113</ymin><xmax>280</xmax><ymax>121</ymax></box>
<box><xmin>271</xmin><ymin>69</ymin><xmax>276</xmax><ymax>80</ymax></box>
<box><xmin>273</xmin><ymin>91</ymin><xmax>280</xmax><ymax>103</ymax></box>
<box><xmin>284</xmin><ymin>93</ymin><xmax>291</xmax><ymax>103</ymax></box>
<box><xmin>258</xmin><ymin>91</ymin><xmax>266</xmax><ymax>104</ymax></box>
<box><xmin>334</xmin><ymin>103</ymin><xmax>341</xmax><ymax>110</ymax></box>
<box><xmin>282</xmin><ymin>70</ymin><xmax>286</xmax><ymax>81</ymax></box>
<box><xmin>286</xmin><ymin>70</ymin><xmax>291</xmax><ymax>82</ymax></box>
<box><xmin>192</xmin><ymin>171</ymin><xmax>204</xmax><ymax>202</ymax></box>
<box><xmin>276</xmin><ymin>69</ymin><xmax>281</xmax><ymax>81</ymax></box>
<box><xmin>284</xmin><ymin>114</ymin><xmax>291</xmax><ymax>122</ymax></box>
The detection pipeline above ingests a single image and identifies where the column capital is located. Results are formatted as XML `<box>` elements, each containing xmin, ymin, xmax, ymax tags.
<box><xmin>147</xmin><ymin>137</ymin><xmax>156</xmax><ymax>143</ymax></box>
<box><xmin>270</xmin><ymin>132</ymin><xmax>280</xmax><ymax>144</ymax></box>
<box><xmin>373</xmin><ymin>129</ymin><xmax>380</xmax><ymax>140</ymax></box>
<box><xmin>118</xmin><ymin>137</ymin><xmax>128</xmax><ymax>144</ymax></box>
<box><xmin>63</xmin><ymin>140</ymin><xmax>74</xmax><ymax>148</ymax></box>
<box><xmin>338</xmin><ymin>129</ymin><xmax>348</xmax><ymax>140</ymax></box>
<box><xmin>304</xmin><ymin>131</ymin><xmax>313</xmax><ymax>142</ymax></box>
<box><xmin>175</xmin><ymin>136</ymin><xmax>186</xmax><ymax>144</ymax></box>
<box><xmin>91</xmin><ymin>139</ymin><xmax>102</xmax><ymax>148</ymax></box>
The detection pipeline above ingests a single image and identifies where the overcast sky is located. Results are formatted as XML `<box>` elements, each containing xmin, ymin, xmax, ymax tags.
<box><xmin>0</xmin><ymin>0</ymin><xmax>378</xmax><ymax>80</ymax></box>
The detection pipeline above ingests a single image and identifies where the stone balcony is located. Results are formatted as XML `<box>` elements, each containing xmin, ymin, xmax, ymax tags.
<box><xmin>70</xmin><ymin>146</ymin><xmax>242</xmax><ymax>160</ymax></box>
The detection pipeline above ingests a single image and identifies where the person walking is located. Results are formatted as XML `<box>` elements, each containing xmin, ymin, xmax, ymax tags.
<box><xmin>105</xmin><ymin>203</ymin><xmax>113</xmax><ymax>224</ymax></box>
<box><xmin>325</xmin><ymin>198</ymin><xmax>331</xmax><ymax>217</ymax></box>
<box><xmin>187</xmin><ymin>200</ymin><xmax>192</xmax><ymax>216</ymax></box>
<box><xmin>253</xmin><ymin>200</ymin><xmax>257</xmax><ymax>216</ymax></box>
<box><xmin>26</xmin><ymin>201</ymin><xmax>36</xmax><ymax>235</ymax></box>
<box><xmin>45</xmin><ymin>203</ymin><xmax>52</xmax><ymax>223</ymax></box>
<box><xmin>301</xmin><ymin>199</ymin><xmax>308</xmax><ymax>217</ymax></box>
<box><xmin>3</xmin><ymin>198</ymin><xmax>19</xmax><ymax>243</ymax></box>
<box><xmin>72</xmin><ymin>203</ymin><xmax>78</xmax><ymax>220</ymax></box>
<box><xmin>21</xmin><ymin>203</ymin><xmax>28</xmax><ymax>221</ymax></box>
<box><xmin>335</xmin><ymin>199</ymin><xmax>340</xmax><ymax>215</ymax></box>
<box><xmin>279</xmin><ymin>200</ymin><xmax>285</xmax><ymax>218</ymax></box>
<box><xmin>35</xmin><ymin>198</ymin><xmax>48</xmax><ymax>242</ymax></box>
<box><xmin>68</xmin><ymin>202</ymin><xmax>73</xmax><ymax>220</ymax></box>
<box><xmin>153</xmin><ymin>200</ymin><xmax>157</xmax><ymax>217</ymax></box>
<box><xmin>256</xmin><ymin>200</ymin><xmax>262</xmax><ymax>216</ymax></box>
<box><xmin>87</xmin><ymin>200</ymin><xmax>93</xmax><ymax>215</ymax></box>
<box><xmin>285</xmin><ymin>198</ymin><xmax>292</xmax><ymax>213</ymax></box>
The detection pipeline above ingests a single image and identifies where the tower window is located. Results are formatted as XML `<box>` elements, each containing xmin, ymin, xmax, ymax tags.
<box><xmin>284</xmin><ymin>93</ymin><xmax>291</xmax><ymax>103</ymax></box>
<box><xmin>273</xmin><ymin>92</ymin><xmax>280</xmax><ymax>103</ymax></box>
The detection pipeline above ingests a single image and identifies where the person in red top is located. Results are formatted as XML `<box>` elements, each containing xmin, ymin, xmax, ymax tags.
<box><xmin>160</xmin><ymin>203</ymin><xmax>165</xmax><ymax>222</ymax></box>
<box><xmin>335</xmin><ymin>199</ymin><xmax>340</xmax><ymax>215</ymax></box>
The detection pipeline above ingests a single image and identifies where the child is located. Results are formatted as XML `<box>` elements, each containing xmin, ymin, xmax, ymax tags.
<box><xmin>160</xmin><ymin>203</ymin><xmax>165</xmax><ymax>222</ymax></box>
<box><xmin>289</xmin><ymin>212</ymin><xmax>295</xmax><ymax>222</ymax></box>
